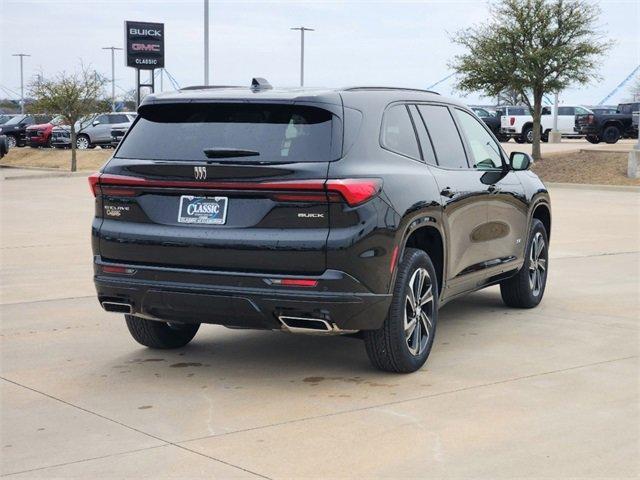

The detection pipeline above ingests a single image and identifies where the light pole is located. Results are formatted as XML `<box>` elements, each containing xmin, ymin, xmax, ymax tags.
<box><xmin>12</xmin><ymin>53</ymin><xmax>30</xmax><ymax>114</ymax></box>
<box><xmin>290</xmin><ymin>27</ymin><xmax>314</xmax><ymax>86</ymax></box>
<box><xmin>102</xmin><ymin>47</ymin><xmax>123</xmax><ymax>112</ymax></box>
<box><xmin>204</xmin><ymin>0</ymin><xmax>210</xmax><ymax>85</ymax></box>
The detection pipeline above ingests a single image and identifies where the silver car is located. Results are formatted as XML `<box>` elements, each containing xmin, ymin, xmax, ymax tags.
<box><xmin>51</xmin><ymin>113</ymin><xmax>136</xmax><ymax>149</ymax></box>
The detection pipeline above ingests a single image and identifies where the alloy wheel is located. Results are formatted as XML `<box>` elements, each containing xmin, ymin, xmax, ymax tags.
<box><xmin>7</xmin><ymin>136</ymin><xmax>16</xmax><ymax>148</ymax></box>
<box><xmin>76</xmin><ymin>136</ymin><xmax>89</xmax><ymax>149</ymax></box>
<box><xmin>404</xmin><ymin>267</ymin><xmax>435</xmax><ymax>356</ymax></box>
<box><xmin>528</xmin><ymin>232</ymin><xmax>547</xmax><ymax>296</ymax></box>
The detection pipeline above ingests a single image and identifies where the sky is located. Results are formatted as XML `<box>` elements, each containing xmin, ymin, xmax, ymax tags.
<box><xmin>1</xmin><ymin>0</ymin><xmax>638</xmax><ymax>106</ymax></box>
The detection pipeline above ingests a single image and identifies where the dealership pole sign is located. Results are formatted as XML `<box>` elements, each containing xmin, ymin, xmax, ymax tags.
<box><xmin>125</xmin><ymin>21</ymin><xmax>164</xmax><ymax>69</ymax></box>
<box><xmin>125</xmin><ymin>21</ymin><xmax>164</xmax><ymax>106</ymax></box>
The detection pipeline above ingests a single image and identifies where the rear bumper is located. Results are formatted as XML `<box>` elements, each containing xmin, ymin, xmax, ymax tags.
<box><xmin>93</xmin><ymin>257</ymin><xmax>391</xmax><ymax>331</ymax></box>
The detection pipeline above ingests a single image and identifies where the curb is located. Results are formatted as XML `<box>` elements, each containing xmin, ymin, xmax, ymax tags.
<box><xmin>546</xmin><ymin>182</ymin><xmax>640</xmax><ymax>192</ymax></box>
<box><xmin>2</xmin><ymin>171</ymin><xmax>91</xmax><ymax>181</ymax></box>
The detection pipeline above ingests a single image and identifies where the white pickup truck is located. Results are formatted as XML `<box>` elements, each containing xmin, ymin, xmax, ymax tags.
<box><xmin>500</xmin><ymin>105</ymin><xmax>592</xmax><ymax>143</ymax></box>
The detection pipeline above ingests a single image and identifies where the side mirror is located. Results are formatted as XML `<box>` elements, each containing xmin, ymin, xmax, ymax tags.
<box><xmin>92</xmin><ymin>120</ymin><xmax>100</xmax><ymax>126</ymax></box>
<box><xmin>510</xmin><ymin>151</ymin><xmax>533</xmax><ymax>171</ymax></box>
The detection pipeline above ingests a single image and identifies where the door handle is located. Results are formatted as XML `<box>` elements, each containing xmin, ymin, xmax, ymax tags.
<box><xmin>440</xmin><ymin>187</ymin><xmax>456</xmax><ymax>198</ymax></box>
<box><xmin>487</xmin><ymin>185</ymin><xmax>501</xmax><ymax>194</ymax></box>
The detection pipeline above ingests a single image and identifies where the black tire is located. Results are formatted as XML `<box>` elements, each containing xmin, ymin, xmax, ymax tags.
<box><xmin>585</xmin><ymin>135</ymin><xmax>600</xmax><ymax>144</ymax></box>
<box><xmin>364</xmin><ymin>248</ymin><xmax>438</xmax><ymax>373</ymax></box>
<box><xmin>500</xmin><ymin>219</ymin><xmax>549</xmax><ymax>308</ymax></box>
<box><xmin>602</xmin><ymin>125</ymin><xmax>620</xmax><ymax>144</ymax></box>
<box><xmin>541</xmin><ymin>130</ymin><xmax>550</xmax><ymax>143</ymax></box>
<box><xmin>514</xmin><ymin>136</ymin><xmax>525</xmax><ymax>144</ymax></box>
<box><xmin>496</xmin><ymin>133</ymin><xmax>508</xmax><ymax>142</ymax></box>
<box><xmin>125</xmin><ymin>315</ymin><xmax>200</xmax><ymax>349</ymax></box>
<box><xmin>523</xmin><ymin>126</ymin><xmax>534</xmax><ymax>144</ymax></box>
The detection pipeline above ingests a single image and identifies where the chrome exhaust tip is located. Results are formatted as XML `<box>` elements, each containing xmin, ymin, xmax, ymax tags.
<box><xmin>101</xmin><ymin>301</ymin><xmax>132</xmax><ymax>314</ymax></box>
<box><xmin>278</xmin><ymin>316</ymin><xmax>358</xmax><ymax>335</ymax></box>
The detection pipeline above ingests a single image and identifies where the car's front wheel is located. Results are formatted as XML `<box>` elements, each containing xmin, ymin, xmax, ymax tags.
<box><xmin>6</xmin><ymin>135</ymin><xmax>17</xmax><ymax>149</ymax></box>
<box><xmin>585</xmin><ymin>135</ymin><xmax>600</xmax><ymax>144</ymax></box>
<box><xmin>364</xmin><ymin>248</ymin><xmax>438</xmax><ymax>373</ymax></box>
<box><xmin>125</xmin><ymin>315</ymin><xmax>200</xmax><ymax>349</ymax></box>
<box><xmin>500</xmin><ymin>219</ymin><xmax>549</xmax><ymax>308</ymax></box>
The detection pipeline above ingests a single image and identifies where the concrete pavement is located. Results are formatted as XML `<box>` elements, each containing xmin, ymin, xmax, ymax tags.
<box><xmin>1</xmin><ymin>176</ymin><xmax>638</xmax><ymax>478</ymax></box>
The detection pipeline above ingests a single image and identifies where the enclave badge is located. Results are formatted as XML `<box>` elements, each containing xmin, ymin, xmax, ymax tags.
<box><xmin>194</xmin><ymin>166</ymin><xmax>207</xmax><ymax>180</ymax></box>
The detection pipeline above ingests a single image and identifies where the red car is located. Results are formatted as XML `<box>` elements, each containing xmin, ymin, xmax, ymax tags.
<box><xmin>25</xmin><ymin>115</ymin><xmax>66</xmax><ymax>148</ymax></box>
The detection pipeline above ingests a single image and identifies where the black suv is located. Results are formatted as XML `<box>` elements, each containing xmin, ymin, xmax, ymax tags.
<box><xmin>90</xmin><ymin>81</ymin><xmax>551</xmax><ymax>373</ymax></box>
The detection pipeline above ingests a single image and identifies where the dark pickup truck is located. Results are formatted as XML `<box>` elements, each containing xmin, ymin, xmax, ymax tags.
<box><xmin>575</xmin><ymin>102</ymin><xmax>640</xmax><ymax>144</ymax></box>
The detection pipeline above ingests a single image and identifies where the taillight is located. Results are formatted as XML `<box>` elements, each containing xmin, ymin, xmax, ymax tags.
<box><xmin>89</xmin><ymin>174</ymin><xmax>382</xmax><ymax>207</ymax></box>
<box><xmin>88</xmin><ymin>172</ymin><xmax>100</xmax><ymax>196</ymax></box>
<box><xmin>509</xmin><ymin>117</ymin><xmax>516</xmax><ymax>126</ymax></box>
<box><xmin>325</xmin><ymin>178</ymin><xmax>382</xmax><ymax>206</ymax></box>
<box><xmin>587</xmin><ymin>114</ymin><xmax>595</xmax><ymax>124</ymax></box>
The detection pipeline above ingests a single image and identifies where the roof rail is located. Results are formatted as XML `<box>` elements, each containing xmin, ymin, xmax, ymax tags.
<box><xmin>342</xmin><ymin>86</ymin><xmax>440</xmax><ymax>95</ymax></box>
<box><xmin>180</xmin><ymin>85</ymin><xmax>242</xmax><ymax>91</ymax></box>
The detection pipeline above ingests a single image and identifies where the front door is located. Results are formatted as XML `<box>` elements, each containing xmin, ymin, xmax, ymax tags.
<box><xmin>452</xmin><ymin>107</ymin><xmax>528</xmax><ymax>277</ymax></box>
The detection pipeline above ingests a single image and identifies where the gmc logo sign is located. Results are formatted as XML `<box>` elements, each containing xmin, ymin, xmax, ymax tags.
<box><xmin>132</xmin><ymin>43</ymin><xmax>160</xmax><ymax>52</ymax></box>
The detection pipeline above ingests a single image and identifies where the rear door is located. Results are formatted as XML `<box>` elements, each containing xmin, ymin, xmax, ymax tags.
<box><xmin>95</xmin><ymin>101</ymin><xmax>343</xmax><ymax>274</ymax></box>
<box><xmin>557</xmin><ymin>106</ymin><xmax>576</xmax><ymax>134</ymax></box>
<box><xmin>411</xmin><ymin>104</ymin><xmax>491</xmax><ymax>294</ymax></box>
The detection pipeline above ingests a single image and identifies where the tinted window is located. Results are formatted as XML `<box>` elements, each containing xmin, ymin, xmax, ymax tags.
<box><xmin>558</xmin><ymin>107</ymin><xmax>575</xmax><ymax>115</ymax></box>
<box><xmin>408</xmin><ymin>105</ymin><xmax>437</xmax><ymax>165</ymax></box>
<box><xmin>575</xmin><ymin>107</ymin><xmax>590</xmax><ymax>115</ymax></box>
<box><xmin>116</xmin><ymin>103</ymin><xmax>341</xmax><ymax>163</ymax></box>
<box><xmin>95</xmin><ymin>114</ymin><xmax>109</xmax><ymax>124</ymax></box>
<box><xmin>455</xmin><ymin>109</ymin><xmax>502</xmax><ymax>170</ymax></box>
<box><xmin>381</xmin><ymin>105</ymin><xmax>420</xmax><ymax>159</ymax></box>
<box><xmin>473</xmin><ymin>108</ymin><xmax>490</xmax><ymax>118</ymax></box>
<box><xmin>541</xmin><ymin>107</ymin><xmax>552</xmax><ymax>115</ymax></box>
<box><xmin>418</xmin><ymin>105</ymin><xmax>467</xmax><ymax>169</ymax></box>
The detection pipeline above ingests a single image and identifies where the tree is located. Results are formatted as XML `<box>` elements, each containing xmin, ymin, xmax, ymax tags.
<box><xmin>29</xmin><ymin>65</ymin><xmax>107</xmax><ymax>171</ymax></box>
<box><xmin>497</xmin><ymin>88</ymin><xmax>526</xmax><ymax>106</ymax></box>
<box><xmin>450</xmin><ymin>0</ymin><xmax>611</xmax><ymax>160</ymax></box>
<box><xmin>628</xmin><ymin>75</ymin><xmax>640</xmax><ymax>102</ymax></box>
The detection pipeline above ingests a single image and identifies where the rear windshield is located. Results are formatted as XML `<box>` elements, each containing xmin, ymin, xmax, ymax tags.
<box><xmin>116</xmin><ymin>103</ymin><xmax>342</xmax><ymax>162</ymax></box>
<box><xmin>508</xmin><ymin>107</ymin><xmax>529</xmax><ymax>115</ymax></box>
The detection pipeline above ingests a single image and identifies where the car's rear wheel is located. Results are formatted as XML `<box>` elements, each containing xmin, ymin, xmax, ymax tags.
<box><xmin>523</xmin><ymin>126</ymin><xmax>534</xmax><ymax>143</ymax></box>
<box><xmin>125</xmin><ymin>315</ymin><xmax>200</xmax><ymax>349</ymax></box>
<box><xmin>364</xmin><ymin>248</ymin><xmax>438</xmax><ymax>373</ymax></box>
<box><xmin>76</xmin><ymin>135</ymin><xmax>90</xmax><ymax>150</ymax></box>
<box><xmin>585</xmin><ymin>135</ymin><xmax>600</xmax><ymax>144</ymax></box>
<box><xmin>602</xmin><ymin>125</ymin><xmax>620</xmax><ymax>144</ymax></box>
<box><xmin>500</xmin><ymin>219</ymin><xmax>548</xmax><ymax>308</ymax></box>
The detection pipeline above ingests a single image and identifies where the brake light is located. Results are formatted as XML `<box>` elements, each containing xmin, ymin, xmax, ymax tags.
<box><xmin>509</xmin><ymin>117</ymin><xmax>516</xmax><ymax>126</ymax></box>
<box><xmin>587</xmin><ymin>114</ymin><xmax>595</xmax><ymax>124</ymax></box>
<box><xmin>89</xmin><ymin>174</ymin><xmax>382</xmax><ymax>206</ymax></box>
<box><xmin>325</xmin><ymin>179</ymin><xmax>382</xmax><ymax>206</ymax></box>
<box><xmin>101</xmin><ymin>265</ymin><xmax>136</xmax><ymax>275</ymax></box>
<box><xmin>88</xmin><ymin>172</ymin><xmax>100</xmax><ymax>196</ymax></box>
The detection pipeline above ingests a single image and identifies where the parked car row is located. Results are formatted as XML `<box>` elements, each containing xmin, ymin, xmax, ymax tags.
<box><xmin>469</xmin><ymin>102</ymin><xmax>639</xmax><ymax>144</ymax></box>
<box><xmin>0</xmin><ymin>112</ymin><xmax>136</xmax><ymax>150</ymax></box>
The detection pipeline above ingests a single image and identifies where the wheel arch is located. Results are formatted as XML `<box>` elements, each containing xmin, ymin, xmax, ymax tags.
<box><xmin>399</xmin><ymin>222</ymin><xmax>445</xmax><ymax>297</ymax></box>
<box><xmin>531</xmin><ymin>202</ymin><xmax>551</xmax><ymax>241</ymax></box>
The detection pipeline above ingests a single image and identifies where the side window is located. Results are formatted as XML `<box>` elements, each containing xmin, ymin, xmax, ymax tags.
<box><xmin>558</xmin><ymin>107</ymin><xmax>575</xmax><ymax>115</ymax></box>
<box><xmin>575</xmin><ymin>107</ymin><xmax>589</xmax><ymax>115</ymax></box>
<box><xmin>109</xmin><ymin>114</ymin><xmax>128</xmax><ymax>124</ymax></box>
<box><xmin>408</xmin><ymin>105</ymin><xmax>437</xmax><ymax>165</ymax></box>
<box><xmin>417</xmin><ymin>105</ymin><xmax>468</xmax><ymax>169</ymax></box>
<box><xmin>95</xmin><ymin>114</ymin><xmax>109</xmax><ymax>124</ymax></box>
<box><xmin>381</xmin><ymin>104</ymin><xmax>420</xmax><ymax>159</ymax></box>
<box><xmin>454</xmin><ymin>109</ymin><xmax>503</xmax><ymax>170</ymax></box>
<box><xmin>541</xmin><ymin>107</ymin><xmax>551</xmax><ymax>115</ymax></box>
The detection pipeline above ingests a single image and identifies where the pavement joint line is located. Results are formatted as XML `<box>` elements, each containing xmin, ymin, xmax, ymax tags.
<box><xmin>0</xmin><ymin>377</ymin><xmax>273</xmax><ymax>480</ymax></box>
<box><xmin>552</xmin><ymin>250</ymin><xmax>639</xmax><ymax>260</ymax></box>
<box><xmin>176</xmin><ymin>355</ymin><xmax>637</xmax><ymax>446</ymax></box>
<box><xmin>0</xmin><ymin>242</ymin><xmax>86</xmax><ymax>250</ymax></box>
<box><xmin>0</xmin><ymin>295</ymin><xmax>95</xmax><ymax>307</ymax></box>
<box><xmin>0</xmin><ymin>445</ymin><xmax>167</xmax><ymax>478</ymax></box>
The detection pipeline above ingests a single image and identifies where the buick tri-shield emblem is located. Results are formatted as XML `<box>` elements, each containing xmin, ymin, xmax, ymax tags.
<box><xmin>194</xmin><ymin>166</ymin><xmax>207</xmax><ymax>180</ymax></box>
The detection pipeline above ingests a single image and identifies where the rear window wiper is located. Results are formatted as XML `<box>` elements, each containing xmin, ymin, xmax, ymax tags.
<box><xmin>203</xmin><ymin>148</ymin><xmax>260</xmax><ymax>158</ymax></box>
